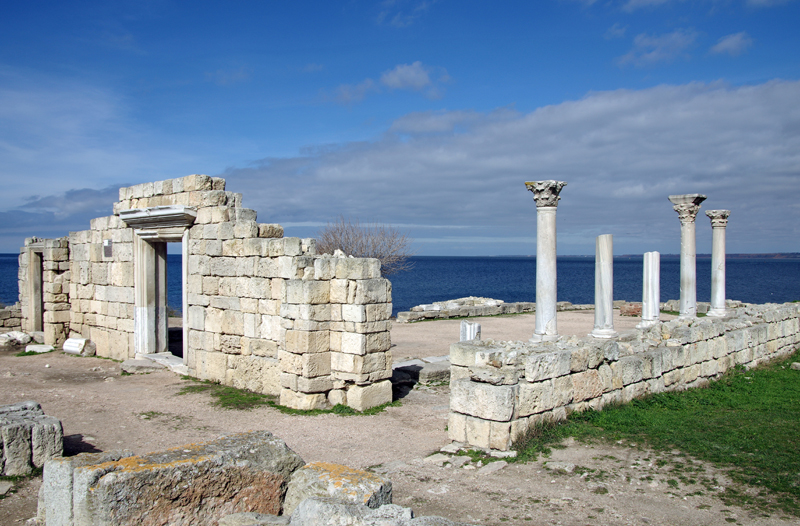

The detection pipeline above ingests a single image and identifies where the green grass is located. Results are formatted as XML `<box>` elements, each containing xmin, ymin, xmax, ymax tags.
<box><xmin>661</xmin><ymin>310</ymin><xmax>707</xmax><ymax>317</ymax></box>
<box><xmin>14</xmin><ymin>350</ymin><xmax>52</xmax><ymax>357</ymax></box>
<box><xmin>177</xmin><ymin>376</ymin><xmax>400</xmax><ymax>414</ymax></box>
<box><xmin>512</xmin><ymin>349</ymin><xmax>800</xmax><ymax>516</ymax></box>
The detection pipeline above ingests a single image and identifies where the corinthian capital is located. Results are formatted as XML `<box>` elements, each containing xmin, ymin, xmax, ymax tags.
<box><xmin>705</xmin><ymin>209</ymin><xmax>730</xmax><ymax>228</ymax></box>
<box><xmin>525</xmin><ymin>180</ymin><xmax>567</xmax><ymax>208</ymax></box>
<box><xmin>668</xmin><ymin>194</ymin><xmax>707</xmax><ymax>224</ymax></box>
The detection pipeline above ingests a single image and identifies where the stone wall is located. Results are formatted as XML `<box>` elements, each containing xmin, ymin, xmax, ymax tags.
<box><xmin>0</xmin><ymin>303</ymin><xmax>22</xmax><ymax>332</ymax></box>
<box><xmin>18</xmin><ymin>237</ymin><xmax>72</xmax><ymax>345</ymax></box>
<box><xmin>18</xmin><ymin>174</ymin><xmax>393</xmax><ymax>411</ymax></box>
<box><xmin>448</xmin><ymin>302</ymin><xmax>800</xmax><ymax>451</ymax></box>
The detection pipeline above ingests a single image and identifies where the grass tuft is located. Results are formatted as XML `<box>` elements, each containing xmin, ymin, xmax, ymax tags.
<box><xmin>177</xmin><ymin>376</ymin><xmax>400</xmax><ymax>414</ymax></box>
<box><xmin>14</xmin><ymin>350</ymin><xmax>52</xmax><ymax>357</ymax></box>
<box><xmin>512</xmin><ymin>349</ymin><xmax>800</xmax><ymax>516</ymax></box>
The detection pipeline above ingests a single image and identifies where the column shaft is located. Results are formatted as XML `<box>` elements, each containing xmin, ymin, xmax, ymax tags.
<box><xmin>668</xmin><ymin>194</ymin><xmax>706</xmax><ymax>319</ymax></box>
<box><xmin>706</xmin><ymin>210</ymin><xmax>730</xmax><ymax>317</ymax></box>
<box><xmin>637</xmin><ymin>251</ymin><xmax>660</xmax><ymax>328</ymax></box>
<box><xmin>535</xmin><ymin>207</ymin><xmax>558</xmax><ymax>339</ymax></box>
<box><xmin>591</xmin><ymin>234</ymin><xmax>617</xmax><ymax>338</ymax></box>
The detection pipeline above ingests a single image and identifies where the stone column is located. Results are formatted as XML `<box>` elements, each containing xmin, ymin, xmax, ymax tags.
<box><xmin>668</xmin><ymin>194</ymin><xmax>707</xmax><ymax>318</ymax></box>
<box><xmin>637</xmin><ymin>251</ymin><xmax>661</xmax><ymax>329</ymax></box>
<box><xmin>525</xmin><ymin>180</ymin><xmax>567</xmax><ymax>342</ymax></box>
<box><xmin>591</xmin><ymin>234</ymin><xmax>617</xmax><ymax>338</ymax></box>
<box><xmin>706</xmin><ymin>210</ymin><xmax>730</xmax><ymax>317</ymax></box>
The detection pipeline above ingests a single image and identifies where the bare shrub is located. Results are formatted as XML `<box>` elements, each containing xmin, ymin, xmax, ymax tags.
<box><xmin>316</xmin><ymin>217</ymin><xmax>414</xmax><ymax>276</ymax></box>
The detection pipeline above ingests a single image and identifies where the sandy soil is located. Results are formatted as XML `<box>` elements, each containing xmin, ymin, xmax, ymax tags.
<box><xmin>0</xmin><ymin>311</ymin><xmax>788</xmax><ymax>526</ymax></box>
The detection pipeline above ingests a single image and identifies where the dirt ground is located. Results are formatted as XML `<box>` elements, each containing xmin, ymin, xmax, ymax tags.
<box><xmin>0</xmin><ymin>311</ymin><xmax>790</xmax><ymax>526</ymax></box>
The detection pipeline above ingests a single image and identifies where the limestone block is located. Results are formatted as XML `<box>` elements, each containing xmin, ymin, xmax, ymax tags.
<box><xmin>663</xmin><ymin>369</ymin><xmax>682</xmax><ymax>387</ymax></box>
<box><xmin>525</xmin><ymin>351</ymin><xmax>571</xmax><ymax>382</ymax></box>
<box><xmin>195</xmin><ymin>349</ymin><xmax>228</xmax><ymax>382</ymax></box>
<box><xmin>225</xmin><ymin>356</ymin><xmax>280</xmax><ymax>396</ymax></box>
<box><xmin>313</xmin><ymin>257</ymin><xmax>336</xmax><ymax>280</ymax></box>
<box><xmin>572</xmin><ymin>370</ymin><xmax>603</xmax><ymax>402</ymax></box>
<box><xmin>552</xmin><ymin>375</ymin><xmax>574</xmax><ymax>408</ymax></box>
<box><xmin>297</xmin><ymin>375</ymin><xmax>333</xmax><ymax>393</ymax></box>
<box><xmin>234</xmin><ymin>221</ymin><xmax>259</xmax><ymax>239</ymax></box>
<box><xmin>330</xmin><ymin>352</ymin><xmax>386</xmax><ymax>375</ymax></box>
<box><xmin>285</xmin><ymin>330</ymin><xmax>329</xmax><ymax>354</ymax></box>
<box><xmin>221</xmin><ymin>335</ymin><xmax>243</xmax><ymax>354</ymax></box>
<box><xmin>302</xmin><ymin>352</ymin><xmax>331</xmax><ymax>378</ymax></box>
<box><xmin>448</xmin><ymin>412</ymin><xmax>468</xmax><ymax>443</ymax></box>
<box><xmin>335</xmin><ymin>258</ymin><xmax>381</xmax><ymax>280</ymax></box>
<box><xmin>223</xmin><ymin>239</ymin><xmax>245</xmax><ymax>257</ymax></box>
<box><xmin>465</xmin><ymin>415</ymin><xmax>491</xmax><ymax>449</ymax></box>
<box><xmin>276</xmin><ymin>257</ymin><xmax>299</xmax><ymax>279</ymax></box>
<box><xmin>65</xmin><ymin>431</ymin><xmax>303</xmax><ymax>525</ymax></box>
<box><xmin>342</xmin><ymin>304</ymin><xmax>367</xmax><ymax>323</ymax></box>
<box><xmin>340</xmin><ymin>331</ymin><xmax>390</xmax><ymax>355</ymax></box>
<box><xmin>489</xmin><ymin>421</ymin><xmax>513</xmax><ymax>451</ymax></box>
<box><xmin>258</xmin><ymin>224</ymin><xmax>284</xmax><ymax>239</ymax></box>
<box><xmin>285</xmin><ymin>280</ymin><xmax>330</xmax><ymax>305</ymax></box>
<box><xmin>347</xmin><ymin>380</ymin><xmax>392</xmax><ymax>411</ymax></box>
<box><xmin>641</xmin><ymin>350</ymin><xmax>663</xmax><ymax>379</ymax></box>
<box><xmin>0</xmin><ymin>401</ymin><xmax>63</xmax><ymax>476</ymax></box>
<box><xmin>353</xmin><ymin>279</ymin><xmax>391</xmax><ymax>304</ymax></box>
<box><xmin>450</xmin><ymin>378</ymin><xmax>517</xmax><ymax>422</ymax></box>
<box><xmin>622</xmin><ymin>381</ymin><xmax>647</xmax><ymax>403</ymax></box>
<box><xmin>280</xmin><ymin>389</ymin><xmax>328</xmax><ymax>410</ymax></box>
<box><xmin>518</xmin><ymin>380</ymin><xmax>554</xmax><ymax>416</ymax></box>
<box><xmin>616</xmin><ymin>356</ymin><xmax>644</xmax><ymax>386</ymax></box>
<box><xmin>283</xmin><ymin>462</ymin><xmax>392</xmax><ymax>516</ymax></box>
<box><xmin>211</xmin><ymin>257</ymin><xmax>238</xmax><ymax>277</ymax></box>
<box><xmin>570</xmin><ymin>347</ymin><xmax>588</xmax><ymax>373</ymax></box>
<box><xmin>330</xmin><ymin>279</ymin><xmax>349</xmax><ymax>303</ymax></box>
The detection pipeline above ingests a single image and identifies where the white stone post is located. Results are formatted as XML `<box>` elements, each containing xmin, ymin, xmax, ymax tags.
<box><xmin>706</xmin><ymin>210</ymin><xmax>730</xmax><ymax>317</ymax></box>
<box><xmin>591</xmin><ymin>234</ymin><xmax>617</xmax><ymax>338</ymax></box>
<box><xmin>525</xmin><ymin>180</ymin><xmax>567</xmax><ymax>342</ymax></box>
<box><xmin>637</xmin><ymin>251</ymin><xmax>661</xmax><ymax>329</ymax></box>
<box><xmin>668</xmin><ymin>194</ymin><xmax>706</xmax><ymax>318</ymax></box>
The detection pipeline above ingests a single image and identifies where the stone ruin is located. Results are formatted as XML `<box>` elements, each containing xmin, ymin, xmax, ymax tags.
<box><xmin>8</xmin><ymin>175</ymin><xmax>393</xmax><ymax>411</ymax></box>
<box><xmin>36</xmin><ymin>429</ymin><xmax>470</xmax><ymax>526</ymax></box>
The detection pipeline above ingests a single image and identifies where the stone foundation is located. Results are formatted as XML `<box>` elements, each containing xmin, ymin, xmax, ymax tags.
<box><xmin>0</xmin><ymin>302</ymin><xmax>22</xmax><ymax>332</ymax></box>
<box><xmin>448</xmin><ymin>302</ymin><xmax>800</xmax><ymax>451</ymax></box>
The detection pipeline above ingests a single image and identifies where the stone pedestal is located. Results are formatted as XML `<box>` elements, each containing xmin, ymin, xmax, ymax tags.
<box><xmin>637</xmin><ymin>251</ymin><xmax>661</xmax><ymax>328</ymax></box>
<box><xmin>591</xmin><ymin>234</ymin><xmax>617</xmax><ymax>338</ymax></box>
<box><xmin>668</xmin><ymin>194</ymin><xmax>706</xmax><ymax>318</ymax></box>
<box><xmin>525</xmin><ymin>180</ymin><xmax>567</xmax><ymax>342</ymax></box>
<box><xmin>706</xmin><ymin>210</ymin><xmax>730</xmax><ymax>317</ymax></box>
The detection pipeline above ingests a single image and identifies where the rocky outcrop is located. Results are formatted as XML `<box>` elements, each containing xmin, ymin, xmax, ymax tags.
<box><xmin>283</xmin><ymin>462</ymin><xmax>392</xmax><ymax>515</ymax></box>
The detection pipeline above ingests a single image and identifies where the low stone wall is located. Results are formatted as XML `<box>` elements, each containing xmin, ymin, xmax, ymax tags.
<box><xmin>396</xmin><ymin>297</ymin><xmax>592</xmax><ymax>323</ymax></box>
<box><xmin>448</xmin><ymin>302</ymin><xmax>800</xmax><ymax>451</ymax></box>
<box><xmin>0</xmin><ymin>302</ymin><xmax>22</xmax><ymax>332</ymax></box>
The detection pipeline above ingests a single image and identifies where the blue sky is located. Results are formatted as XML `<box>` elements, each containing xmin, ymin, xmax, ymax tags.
<box><xmin>1</xmin><ymin>0</ymin><xmax>798</xmax><ymax>256</ymax></box>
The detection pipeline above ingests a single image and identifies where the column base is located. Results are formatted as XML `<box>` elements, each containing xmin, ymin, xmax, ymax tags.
<box><xmin>589</xmin><ymin>328</ymin><xmax>618</xmax><ymax>339</ymax></box>
<box><xmin>636</xmin><ymin>319</ymin><xmax>660</xmax><ymax>329</ymax></box>
<box><xmin>529</xmin><ymin>333</ymin><xmax>560</xmax><ymax>343</ymax></box>
<box><xmin>706</xmin><ymin>308</ymin><xmax>727</xmax><ymax>317</ymax></box>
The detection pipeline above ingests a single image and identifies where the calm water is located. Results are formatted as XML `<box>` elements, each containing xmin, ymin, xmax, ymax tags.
<box><xmin>2</xmin><ymin>254</ymin><xmax>798</xmax><ymax>317</ymax></box>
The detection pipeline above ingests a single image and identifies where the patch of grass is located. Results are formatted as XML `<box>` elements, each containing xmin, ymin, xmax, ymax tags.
<box><xmin>0</xmin><ymin>468</ymin><xmax>42</xmax><ymax>500</ymax></box>
<box><xmin>513</xmin><ymin>349</ymin><xmax>800</xmax><ymax>517</ymax></box>
<box><xmin>14</xmin><ymin>350</ymin><xmax>51</xmax><ymax>357</ymax></box>
<box><xmin>661</xmin><ymin>310</ymin><xmax>707</xmax><ymax>317</ymax></box>
<box><xmin>178</xmin><ymin>376</ymin><xmax>401</xmax><ymax>414</ymax></box>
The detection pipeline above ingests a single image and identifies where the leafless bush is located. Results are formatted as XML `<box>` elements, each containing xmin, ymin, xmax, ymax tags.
<box><xmin>316</xmin><ymin>217</ymin><xmax>414</xmax><ymax>276</ymax></box>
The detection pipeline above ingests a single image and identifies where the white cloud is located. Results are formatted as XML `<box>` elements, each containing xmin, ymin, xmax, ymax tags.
<box><xmin>377</xmin><ymin>0</ymin><xmax>434</xmax><ymax>28</ymax></box>
<box><xmin>618</xmin><ymin>29</ymin><xmax>698</xmax><ymax>66</ymax></box>
<box><xmin>710</xmin><ymin>32</ymin><xmax>754</xmax><ymax>55</ymax></box>
<box><xmin>605</xmin><ymin>23</ymin><xmax>628</xmax><ymax>39</ymax></box>
<box><xmin>330</xmin><ymin>61</ymin><xmax>448</xmax><ymax>103</ymax></box>
<box><xmin>380</xmin><ymin>61</ymin><xmax>431</xmax><ymax>90</ymax></box>
<box><xmin>223</xmin><ymin>80</ymin><xmax>800</xmax><ymax>255</ymax></box>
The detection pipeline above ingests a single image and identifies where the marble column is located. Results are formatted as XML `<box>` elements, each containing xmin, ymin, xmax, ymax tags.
<box><xmin>525</xmin><ymin>180</ymin><xmax>567</xmax><ymax>342</ymax></box>
<box><xmin>668</xmin><ymin>194</ymin><xmax>707</xmax><ymax>318</ymax></box>
<box><xmin>637</xmin><ymin>251</ymin><xmax>661</xmax><ymax>329</ymax></box>
<box><xmin>706</xmin><ymin>210</ymin><xmax>730</xmax><ymax>317</ymax></box>
<box><xmin>591</xmin><ymin>234</ymin><xmax>617</xmax><ymax>338</ymax></box>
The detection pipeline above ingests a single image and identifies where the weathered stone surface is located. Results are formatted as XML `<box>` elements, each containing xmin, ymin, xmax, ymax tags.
<box><xmin>450</xmin><ymin>379</ymin><xmax>517</xmax><ymax>422</ymax></box>
<box><xmin>219</xmin><ymin>512</ymin><xmax>290</xmax><ymax>525</ymax></box>
<box><xmin>0</xmin><ymin>330</ymin><xmax>32</xmax><ymax>345</ymax></box>
<box><xmin>288</xmin><ymin>498</ymin><xmax>475</xmax><ymax>526</ymax></box>
<box><xmin>524</xmin><ymin>351</ymin><xmax>571</xmax><ymax>382</ymax></box>
<box><xmin>25</xmin><ymin>344</ymin><xmax>55</xmax><ymax>354</ymax></box>
<box><xmin>620</xmin><ymin>303</ymin><xmax>642</xmax><ymax>317</ymax></box>
<box><xmin>0</xmin><ymin>400</ymin><xmax>63</xmax><ymax>476</ymax></box>
<box><xmin>120</xmin><ymin>359</ymin><xmax>166</xmax><ymax>374</ymax></box>
<box><xmin>42</xmin><ymin>431</ymin><xmax>304</xmax><ymax>526</ymax></box>
<box><xmin>347</xmin><ymin>380</ymin><xmax>392</xmax><ymax>412</ymax></box>
<box><xmin>283</xmin><ymin>462</ymin><xmax>392</xmax><ymax>515</ymax></box>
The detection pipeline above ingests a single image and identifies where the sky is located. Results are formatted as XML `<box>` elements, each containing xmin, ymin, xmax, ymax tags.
<box><xmin>1</xmin><ymin>0</ymin><xmax>798</xmax><ymax>256</ymax></box>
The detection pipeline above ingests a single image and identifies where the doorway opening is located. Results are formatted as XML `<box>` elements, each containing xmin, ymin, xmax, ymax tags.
<box><xmin>167</xmin><ymin>243</ymin><xmax>184</xmax><ymax>359</ymax></box>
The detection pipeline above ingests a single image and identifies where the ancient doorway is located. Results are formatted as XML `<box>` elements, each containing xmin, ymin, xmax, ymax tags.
<box><xmin>26</xmin><ymin>244</ymin><xmax>44</xmax><ymax>333</ymax></box>
<box><xmin>120</xmin><ymin>206</ymin><xmax>196</xmax><ymax>365</ymax></box>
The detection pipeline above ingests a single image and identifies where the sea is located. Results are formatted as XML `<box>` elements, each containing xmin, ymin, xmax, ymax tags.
<box><xmin>1</xmin><ymin>254</ymin><xmax>798</xmax><ymax>317</ymax></box>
